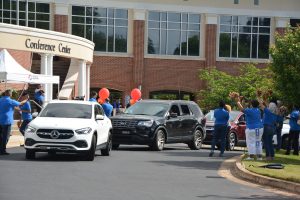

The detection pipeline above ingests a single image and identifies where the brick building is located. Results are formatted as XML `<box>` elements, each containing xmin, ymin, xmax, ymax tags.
<box><xmin>0</xmin><ymin>0</ymin><xmax>300</xmax><ymax>104</ymax></box>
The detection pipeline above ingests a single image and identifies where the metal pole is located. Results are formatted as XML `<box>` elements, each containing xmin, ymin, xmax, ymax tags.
<box><xmin>25</xmin><ymin>0</ymin><xmax>28</xmax><ymax>26</ymax></box>
<box><xmin>16</xmin><ymin>0</ymin><xmax>19</xmax><ymax>25</ymax></box>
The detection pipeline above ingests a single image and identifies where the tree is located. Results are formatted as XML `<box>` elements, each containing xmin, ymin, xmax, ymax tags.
<box><xmin>198</xmin><ymin>63</ymin><xmax>273</xmax><ymax>110</ymax></box>
<box><xmin>269</xmin><ymin>27</ymin><xmax>300</xmax><ymax>105</ymax></box>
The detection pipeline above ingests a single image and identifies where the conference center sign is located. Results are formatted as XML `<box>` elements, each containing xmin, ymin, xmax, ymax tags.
<box><xmin>0</xmin><ymin>23</ymin><xmax>94</xmax><ymax>63</ymax></box>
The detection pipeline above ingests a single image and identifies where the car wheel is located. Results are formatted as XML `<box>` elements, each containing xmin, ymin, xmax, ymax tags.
<box><xmin>188</xmin><ymin>129</ymin><xmax>203</xmax><ymax>150</ymax></box>
<box><xmin>26</xmin><ymin>150</ymin><xmax>35</xmax><ymax>160</ymax></box>
<box><xmin>112</xmin><ymin>144</ymin><xmax>120</xmax><ymax>150</ymax></box>
<box><xmin>151</xmin><ymin>129</ymin><xmax>165</xmax><ymax>151</ymax></box>
<box><xmin>85</xmin><ymin>134</ymin><xmax>96</xmax><ymax>161</ymax></box>
<box><xmin>101</xmin><ymin>134</ymin><xmax>112</xmax><ymax>156</ymax></box>
<box><xmin>226</xmin><ymin>132</ymin><xmax>236</xmax><ymax>151</ymax></box>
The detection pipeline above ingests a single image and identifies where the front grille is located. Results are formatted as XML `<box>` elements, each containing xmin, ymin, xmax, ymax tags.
<box><xmin>112</xmin><ymin>120</ymin><xmax>138</xmax><ymax>129</ymax></box>
<box><xmin>36</xmin><ymin>129</ymin><xmax>74</xmax><ymax>139</ymax></box>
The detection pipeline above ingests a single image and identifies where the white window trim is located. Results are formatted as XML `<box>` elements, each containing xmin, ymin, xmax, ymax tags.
<box><xmin>145</xmin><ymin>10</ymin><xmax>203</xmax><ymax>58</ymax></box>
<box><xmin>70</xmin><ymin>4</ymin><xmax>129</xmax><ymax>54</ymax></box>
<box><xmin>216</xmin><ymin>14</ymin><xmax>273</xmax><ymax>61</ymax></box>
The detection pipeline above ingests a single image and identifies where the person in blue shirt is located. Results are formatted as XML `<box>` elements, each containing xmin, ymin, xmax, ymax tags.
<box><xmin>34</xmin><ymin>85</ymin><xmax>44</xmax><ymax>113</ymax></box>
<box><xmin>234</xmin><ymin>96</ymin><xmax>263</xmax><ymax>160</ymax></box>
<box><xmin>0</xmin><ymin>89</ymin><xmax>28</xmax><ymax>155</ymax></box>
<box><xmin>262</xmin><ymin>102</ymin><xmax>279</xmax><ymax>161</ymax></box>
<box><xmin>18</xmin><ymin>91</ymin><xmax>32</xmax><ymax>136</ymax></box>
<box><xmin>101</xmin><ymin>98</ymin><xmax>113</xmax><ymax>117</ymax></box>
<box><xmin>286</xmin><ymin>105</ymin><xmax>300</xmax><ymax>155</ymax></box>
<box><xmin>209</xmin><ymin>100</ymin><xmax>229</xmax><ymax>157</ymax></box>
<box><xmin>89</xmin><ymin>91</ymin><xmax>98</xmax><ymax>102</ymax></box>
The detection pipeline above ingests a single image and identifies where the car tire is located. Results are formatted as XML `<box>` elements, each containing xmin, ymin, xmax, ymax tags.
<box><xmin>101</xmin><ymin>134</ymin><xmax>112</xmax><ymax>156</ymax></box>
<box><xmin>188</xmin><ymin>129</ymin><xmax>203</xmax><ymax>150</ymax></box>
<box><xmin>85</xmin><ymin>134</ymin><xmax>96</xmax><ymax>161</ymax></box>
<box><xmin>26</xmin><ymin>150</ymin><xmax>35</xmax><ymax>160</ymax></box>
<box><xmin>112</xmin><ymin>144</ymin><xmax>120</xmax><ymax>150</ymax></box>
<box><xmin>226</xmin><ymin>132</ymin><xmax>236</xmax><ymax>151</ymax></box>
<box><xmin>151</xmin><ymin>129</ymin><xmax>165</xmax><ymax>151</ymax></box>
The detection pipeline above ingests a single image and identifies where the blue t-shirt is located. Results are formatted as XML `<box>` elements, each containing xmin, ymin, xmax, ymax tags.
<box><xmin>89</xmin><ymin>98</ymin><xmax>97</xmax><ymax>102</ymax></box>
<box><xmin>102</xmin><ymin>102</ymin><xmax>113</xmax><ymax>117</ymax></box>
<box><xmin>289</xmin><ymin>110</ymin><xmax>300</xmax><ymax>131</ymax></box>
<box><xmin>243</xmin><ymin>108</ymin><xmax>263</xmax><ymax>129</ymax></box>
<box><xmin>214</xmin><ymin>108</ymin><xmax>229</xmax><ymax>125</ymax></box>
<box><xmin>20</xmin><ymin>101</ymin><xmax>32</xmax><ymax>121</ymax></box>
<box><xmin>0</xmin><ymin>96</ymin><xmax>20</xmax><ymax>125</ymax></box>
<box><xmin>34</xmin><ymin>91</ymin><xmax>44</xmax><ymax>102</ymax></box>
<box><xmin>263</xmin><ymin>108</ymin><xmax>277</xmax><ymax>128</ymax></box>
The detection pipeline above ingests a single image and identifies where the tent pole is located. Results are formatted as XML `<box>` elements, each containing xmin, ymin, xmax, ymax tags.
<box><xmin>58</xmin><ymin>83</ymin><xmax>60</xmax><ymax>100</ymax></box>
<box><xmin>17</xmin><ymin>83</ymin><xmax>27</xmax><ymax>101</ymax></box>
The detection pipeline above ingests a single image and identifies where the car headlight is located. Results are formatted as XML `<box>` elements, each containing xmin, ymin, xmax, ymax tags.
<box><xmin>25</xmin><ymin>126</ymin><xmax>36</xmax><ymax>134</ymax></box>
<box><xmin>137</xmin><ymin>120</ymin><xmax>153</xmax><ymax>127</ymax></box>
<box><xmin>75</xmin><ymin>127</ymin><xmax>92</xmax><ymax>134</ymax></box>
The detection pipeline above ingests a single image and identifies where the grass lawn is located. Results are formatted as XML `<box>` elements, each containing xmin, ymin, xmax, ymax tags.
<box><xmin>242</xmin><ymin>150</ymin><xmax>300</xmax><ymax>183</ymax></box>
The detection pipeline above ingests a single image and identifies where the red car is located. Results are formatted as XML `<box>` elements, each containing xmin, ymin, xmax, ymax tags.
<box><xmin>203</xmin><ymin>110</ymin><xmax>246</xmax><ymax>151</ymax></box>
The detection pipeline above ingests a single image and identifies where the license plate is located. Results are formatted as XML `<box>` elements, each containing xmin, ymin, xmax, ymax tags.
<box><xmin>122</xmin><ymin>130</ymin><xmax>130</xmax><ymax>134</ymax></box>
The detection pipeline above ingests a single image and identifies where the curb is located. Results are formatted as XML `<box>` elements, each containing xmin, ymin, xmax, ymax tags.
<box><xmin>231</xmin><ymin>155</ymin><xmax>300</xmax><ymax>195</ymax></box>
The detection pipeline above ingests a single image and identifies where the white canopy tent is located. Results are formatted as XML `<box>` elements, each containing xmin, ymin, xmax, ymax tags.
<box><xmin>0</xmin><ymin>49</ymin><xmax>59</xmax><ymax>84</ymax></box>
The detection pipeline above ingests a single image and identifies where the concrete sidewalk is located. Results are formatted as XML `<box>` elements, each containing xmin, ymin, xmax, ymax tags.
<box><xmin>7</xmin><ymin>134</ymin><xmax>24</xmax><ymax>148</ymax></box>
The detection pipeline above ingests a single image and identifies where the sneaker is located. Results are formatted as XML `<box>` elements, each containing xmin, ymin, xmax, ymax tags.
<box><xmin>285</xmin><ymin>151</ymin><xmax>290</xmax><ymax>155</ymax></box>
<box><xmin>245</xmin><ymin>157</ymin><xmax>254</xmax><ymax>161</ymax></box>
<box><xmin>219</xmin><ymin>153</ymin><xmax>224</xmax><ymax>157</ymax></box>
<box><xmin>209</xmin><ymin>152</ymin><xmax>214</xmax><ymax>157</ymax></box>
<box><xmin>257</xmin><ymin>157</ymin><xmax>263</xmax><ymax>161</ymax></box>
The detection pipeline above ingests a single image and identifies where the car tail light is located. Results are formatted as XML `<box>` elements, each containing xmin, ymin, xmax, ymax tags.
<box><xmin>201</xmin><ymin>118</ymin><xmax>206</xmax><ymax>126</ymax></box>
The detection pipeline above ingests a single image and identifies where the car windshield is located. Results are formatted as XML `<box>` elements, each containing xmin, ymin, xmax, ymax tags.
<box><xmin>39</xmin><ymin>103</ymin><xmax>92</xmax><ymax>119</ymax></box>
<box><xmin>205</xmin><ymin>110</ymin><xmax>240</xmax><ymax>122</ymax></box>
<box><xmin>124</xmin><ymin>102</ymin><xmax>169</xmax><ymax>117</ymax></box>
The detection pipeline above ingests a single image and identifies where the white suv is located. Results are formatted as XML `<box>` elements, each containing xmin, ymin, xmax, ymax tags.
<box><xmin>24</xmin><ymin>100</ymin><xmax>112</xmax><ymax>161</ymax></box>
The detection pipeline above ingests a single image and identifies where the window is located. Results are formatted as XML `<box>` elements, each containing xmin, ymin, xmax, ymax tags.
<box><xmin>219</xmin><ymin>15</ymin><xmax>270</xmax><ymax>59</ymax></box>
<box><xmin>0</xmin><ymin>0</ymin><xmax>50</xmax><ymax>30</ymax></box>
<box><xmin>148</xmin><ymin>11</ymin><xmax>201</xmax><ymax>56</ymax></box>
<box><xmin>72</xmin><ymin>6</ymin><xmax>128</xmax><ymax>53</ymax></box>
<box><xmin>234</xmin><ymin>0</ymin><xmax>239</xmax><ymax>4</ymax></box>
<box><xmin>94</xmin><ymin>105</ymin><xmax>104</xmax><ymax>118</ymax></box>
<box><xmin>40</xmin><ymin>103</ymin><xmax>92</xmax><ymax>119</ymax></box>
<box><xmin>180</xmin><ymin>105</ymin><xmax>191</xmax><ymax>116</ymax></box>
<box><xmin>254</xmin><ymin>0</ymin><xmax>259</xmax><ymax>5</ymax></box>
<box><xmin>170</xmin><ymin>105</ymin><xmax>180</xmax><ymax>116</ymax></box>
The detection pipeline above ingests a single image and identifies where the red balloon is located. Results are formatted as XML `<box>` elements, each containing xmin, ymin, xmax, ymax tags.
<box><xmin>131</xmin><ymin>88</ymin><xmax>141</xmax><ymax>101</ymax></box>
<box><xmin>98</xmin><ymin>98</ymin><xmax>104</xmax><ymax>104</ymax></box>
<box><xmin>98</xmin><ymin>88</ymin><xmax>110</xmax><ymax>100</ymax></box>
<box><xmin>130</xmin><ymin>99</ymin><xmax>137</xmax><ymax>105</ymax></box>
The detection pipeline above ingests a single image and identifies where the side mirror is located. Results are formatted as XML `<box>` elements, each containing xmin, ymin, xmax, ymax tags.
<box><xmin>96</xmin><ymin>114</ymin><xmax>105</xmax><ymax>120</ymax></box>
<box><xmin>170</xmin><ymin>112</ymin><xmax>178</xmax><ymax>118</ymax></box>
<box><xmin>32</xmin><ymin>112</ymin><xmax>39</xmax><ymax>118</ymax></box>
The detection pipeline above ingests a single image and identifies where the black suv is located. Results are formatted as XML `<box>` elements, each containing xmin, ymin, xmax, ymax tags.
<box><xmin>110</xmin><ymin>100</ymin><xmax>206</xmax><ymax>151</ymax></box>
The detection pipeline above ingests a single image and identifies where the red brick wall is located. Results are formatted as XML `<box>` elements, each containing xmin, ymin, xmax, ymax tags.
<box><xmin>90</xmin><ymin>56</ymin><xmax>133</xmax><ymax>97</ymax></box>
<box><xmin>54</xmin><ymin>15</ymin><xmax>68</xmax><ymax>33</ymax></box>
<box><xmin>205</xmin><ymin>24</ymin><xmax>217</xmax><ymax>68</ymax></box>
<box><xmin>133</xmin><ymin>20</ymin><xmax>145</xmax><ymax>88</ymax></box>
<box><xmin>275</xmin><ymin>27</ymin><xmax>286</xmax><ymax>36</ymax></box>
<box><xmin>216</xmin><ymin>61</ymin><xmax>268</xmax><ymax>76</ymax></box>
<box><xmin>143</xmin><ymin>58</ymin><xmax>206</xmax><ymax>99</ymax></box>
<box><xmin>0</xmin><ymin>49</ymin><xmax>32</xmax><ymax>91</ymax></box>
